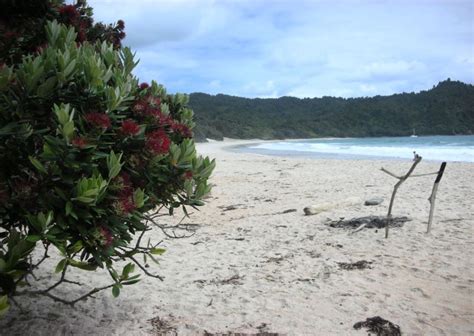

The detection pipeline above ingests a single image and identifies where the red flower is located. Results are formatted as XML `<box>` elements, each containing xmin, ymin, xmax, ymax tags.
<box><xmin>99</xmin><ymin>227</ymin><xmax>114</xmax><ymax>247</ymax></box>
<box><xmin>71</xmin><ymin>137</ymin><xmax>87</xmax><ymax>148</ymax></box>
<box><xmin>121</xmin><ymin>196</ymin><xmax>135</xmax><ymax>213</ymax></box>
<box><xmin>4</xmin><ymin>31</ymin><xmax>18</xmax><ymax>40</ymax></box>
<box><xmin>139</xmin><ymin>82</ymin><xmax>149</xmax><ymax>90</ymax></box>
<box><xmin>59</xmin><ymin>5</ymin><xmax>79</xmax><ymax>21</ymax></box>
<box><xmin>116</xmin><ymin>172</ymin><xmax>133</xmax><ymax>197</ymax></box>
<box><xmin>117</xmin><ymin>20</ymin><xmax>125</xmax><ymax>29</ymax></box>
<box><xmin>77</xmin><ymin>30</ymin><xmax>86</xmax><ymax>42</ymax></box>
<box><xmin>171</xmin><ymin>123</ymin><xmax>192</xmax><ymax>138</ymax></box>
<box><xmin>146</xmin><ymin>130</ymin><xmax>171</xmax><ymax>155</ymax></box>
<box><xmin>121</xmin><ymin>119</ymin><xmax>140</xmax><ymax>136</ymax></box>
<box><xmin>184</xmin><ymin>171</ymin><xmax>193</xmax><ymax>179</ymax></box>
<box><xmin>132</xmin><ymin>100</ymin><xmax>147</xmax><ymax>115</ymax></box>
<box><xmin>118</xmin><ymin>31</ymin><xmax>126</xmax><ymax>39</ymax></box>
<box><xmin>84</xmin><ymin>112</ymin><xmax>111</xmax><ymax>129</ymax></box>
<box><xmin>146</xmin><ymin>96</ymin><xmax>161</xmax><ymax>107</ymax></box>
<box><xmin>114</xmin><ymin>195</ymin><xmax>135</xmax><ymax>215</ymax></box>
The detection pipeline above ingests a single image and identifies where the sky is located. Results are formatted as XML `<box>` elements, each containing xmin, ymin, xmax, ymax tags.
<box><xmin>87</xmin><ymin>0</ymin><xmax>474</xmax><ymax>98</ymax></box>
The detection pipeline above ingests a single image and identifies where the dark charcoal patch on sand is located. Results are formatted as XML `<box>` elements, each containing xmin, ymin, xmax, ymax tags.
<box><xmin>338</xmin><ymin>260</ymin><xmax>373</xmax><ymax>270</ymax></box>
<box><xmin>328</xmin><ymin>216</ymin><xmax>410</xmax><ymax>229</ymax></box>
<box><xmin>353</xmin><ymin>316</ymin><xmax>401</xmax><ymax>336</ymax></box>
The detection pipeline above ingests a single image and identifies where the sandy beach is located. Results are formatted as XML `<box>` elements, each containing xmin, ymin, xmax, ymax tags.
<box><xmin>1</xmin><ymin>139</ymin><xmax>473</xmax><ymax>335</ymax></box>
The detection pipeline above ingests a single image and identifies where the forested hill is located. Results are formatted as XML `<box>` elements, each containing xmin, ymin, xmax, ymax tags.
<box><xmin>188</xmin><ymin>79</ymin><xmax>474</xmax><ymax>141</ymax></box>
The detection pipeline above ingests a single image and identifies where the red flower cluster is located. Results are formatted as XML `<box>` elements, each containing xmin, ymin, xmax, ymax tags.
<box><xmin>171</xmin><ymin>123</ymin><xmax>192</xmax><ymax>138</ymax></box>
<box><xmin>4</xmin><ymin>31</ymin><xmax>19</xmax><ymax>41</ymax></box>
<box><xmin>117</xmin><ymin>196</ymin><xmax>135</xmax><ymax>214</ymax></box>
<box><xmin>183</xmin><ymin>171</ymin><xmax>193</xmax><ymax>179</ymax></box>
<box><xmin>99</xmin><ymin>226</ymin><xmax>114</xmax><ymax>247</ymax></box>
<box><xmin>146</xmin><ymin>130</ymin><xmax>171</xmax><ymax>155</ymax></box>
<box><xmin>121</xmin><ymin>119</ymin><xmax>140</xmax><ymax>136</ymax></box>
<box><xmin>139</xmin><ymin>82</ymin><xmax>149</xmax><ymax>90</ymax></box>
<box><xmin>132</xmin><ymin>100</ymin><xmax>147</xmax><ymax>114</ymax></box>
<box><xmin>132</xmin><ymin>95</ymin><xmax>171</xmax><ymax>126</ymax></box>
<box><xmin>59</xmin><ymin>5</ymin><xmax>79</xmax><ymax>20</ymax></box>
<box><xmin>113</xmin><ymin>172</ymin><xmax>136</xmax><ymax>215</ymax></box>
<box><xmin>72</xmin><ymin>137</ymin><xmax>87</xmax><ymax>148</ymax></box>
<box><xmin>116</xmin><ymin>172</ymin><xmax>133</xmax><ymax>197</ymax></box>
<box><xmin>117</xmin><ymin>20</ymin><xmax>125</xmax><ymax>30</ymax></box>
<box><xmin>57</xmin><ymin>4</ymin><xmax>91</xmax><ymax>43</ymax></box>
<box><xmin>157</xmin><ymin>113</ymin><xmax>174</xmax><ymax>127</ymax></box>
<box><xmin>85</xmin><ymin>112</ymin><xmax>111</xmax><ymax>129</ymax></box>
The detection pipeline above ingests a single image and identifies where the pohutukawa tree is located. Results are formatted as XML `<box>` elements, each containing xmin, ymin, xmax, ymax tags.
<box><xmin>0</xmin><ymin>0</ymin><xmax>215</xmax><ymax>315</ymax></box>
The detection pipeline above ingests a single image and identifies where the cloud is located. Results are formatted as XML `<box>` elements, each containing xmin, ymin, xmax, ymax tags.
<box><xmin>87</xmin><ymin>0</ymin><xmax>474</xmax><ymax>98</ymax></box>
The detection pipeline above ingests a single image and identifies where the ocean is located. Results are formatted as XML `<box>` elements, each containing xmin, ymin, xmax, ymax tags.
<box><xmin>236</xmin><ymin>135</ymin><xmax>474</xmax><ymax>162</ymax></box>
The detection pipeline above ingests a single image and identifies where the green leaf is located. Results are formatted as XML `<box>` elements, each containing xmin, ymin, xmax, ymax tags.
<box><xmin>109</xmin><ymin>268</ymin><xmax>119</xmax><ymax>282</ymax></box>
<box><xmin>67</xmin><ymin>241</ymin><xmax>83</xmax><ymax>254</ymax></box>
<box><xmin>150</xmin><ymin>248</ymin><xmax>166</xmax><ymax>255</ymax></box>
<box><xmin>62</xmin><ymin>120</ymin><xmax>75</xmax><ymax>140</ymax></box>
<box><xmin>65</xmin><ymin>201</ymin><xmax>73</xmax><ymax>216</ymax></box>
<box><xmin>69</xmin><ymin>259</ymin><xmax>97</xmax><ymax>271</ymax></box>
<box><xmin>107</xmin><ymin>151</ymin><xmax>123</xmax><ymax>179</ymax></box>
<box><xmin>121</xmin><ymin>263</ymin><xmax>135</xmax><ymax>279</ymax></box>
<box><xmin>73</xmin><ymin>196</ymin><xmax>95</xmax><ymax>203</ymax></box>
<box><xmin>121</xmin><ymin>279</ymin><xmax>140</xmax><ymax>286</ymax></box>
<box><xmin>0</xmin><ymin>258</ymin><xmax>6</xmax><ymax>272</ymax></box>
<box><xmin>29</xmin><ymin>156</ymin><xmax>47</xmax><ymax>174</ymax></box>
<box><xmin>112</xmin><ymin>285</ymin><xmax>120</xmax><ymax>298</ymax></box>
<box><xmin>133</xmin><ymin>189</ymin><xmax>146</xmax><ymax>208</ymax></box>
<box><xmin>55</xmin><ymin>258</ymin><xmax>67</xmax><ymax>273</ymax></box>
<box><xmin>26</xmin><ymin>235</ymin><xmax>41</xmax><ymax>243</ymax></box>
<box><xmin>0</xmin><ymin>295</ymin><xmax>9</xmax><ymax>317</ymax></box>
<box><xmin>26</xmin><ymin>214</ymin><xmax>42</xmax><ymax>232</ymax></box>
<box><xmin>63</xmin><ymin>59</ymin><xmax>77</xmax><ymax>78</ymax></box>
<box><xmin>53</xmin><ymin>103</ymin><xmax>71</xmax><ymax>126</ymax></box>
<box><xmin>37</xmin><ymin>76</ymin><xmax>57</xmax><ymax>98</ymax></box>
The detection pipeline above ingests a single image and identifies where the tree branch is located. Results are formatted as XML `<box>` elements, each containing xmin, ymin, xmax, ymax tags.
<box><xmin>127</xmin><ymin>254</ymin><xmax>164</xmax><ymax>281</ymax></box>
<box><xmin>384</xmin><ymin>154</ymin><xmax>422</xmax><ymax>238</ymax></box>
<box><xmin>380</xmin><ymin>168</ymin><xmax>402</xmax><ymax>179</ymax></box>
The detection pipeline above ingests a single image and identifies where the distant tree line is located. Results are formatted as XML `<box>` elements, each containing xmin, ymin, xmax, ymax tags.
<box><xmin>188</xmin><ymin>79</ymin><xmax>474</xmax><ymax>141</ymax></box>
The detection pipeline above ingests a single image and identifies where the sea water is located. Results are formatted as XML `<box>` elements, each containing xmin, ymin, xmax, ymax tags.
<box><xmin>238</xmin><ymin>135</ymin><xmax>474</xmax><ymax>162</ymax></box>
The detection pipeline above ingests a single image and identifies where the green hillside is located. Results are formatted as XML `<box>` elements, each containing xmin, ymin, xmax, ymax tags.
<box><xmin>188</xmin><ymin>79</ymin><xmax>474</xmax><ymax>141</ymax></box>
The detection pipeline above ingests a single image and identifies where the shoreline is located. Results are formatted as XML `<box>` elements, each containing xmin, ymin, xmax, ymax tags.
<box><xmin>1</xmin><ymin>140</ymin><xmax>473</xmax><ymax>335</ymax></box>
<box><xmin>211</xmin><ymin>136</ymin><xmax>474</xmax><ymax>163</ymax></box>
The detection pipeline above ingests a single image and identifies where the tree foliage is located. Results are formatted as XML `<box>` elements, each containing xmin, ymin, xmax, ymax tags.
<box><xmin>0</xmin><ymin>1</ymin><xmax>214</xmax><ymax>313</ymax></box>
<box><xmin>189</xmin><ymin>79</ymin><xmax>474</xmax><ymax>141</ymax></box>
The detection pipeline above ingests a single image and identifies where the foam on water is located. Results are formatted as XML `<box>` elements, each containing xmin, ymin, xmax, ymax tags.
<box><xmin>246</xmin><ymin>135</ymin><xmax>474</xmax><ymax>162</ymax></box>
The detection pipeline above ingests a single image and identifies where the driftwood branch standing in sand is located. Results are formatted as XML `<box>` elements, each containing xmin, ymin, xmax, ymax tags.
<box><xmin>381</xmin><ymin>153</ymin><xmax>422</xmax><ymax>238</ymax></box>
<box><xmin>427</xmin><ymin>162</ymin><xmax>447</xmax><ymax>233</ymax></box>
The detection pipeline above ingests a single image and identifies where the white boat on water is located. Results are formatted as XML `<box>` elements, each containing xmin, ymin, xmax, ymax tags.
<box><xmin>410</xmin><ymin>128</ymin><xmax>418</xmax><ymax>138</ymax></box>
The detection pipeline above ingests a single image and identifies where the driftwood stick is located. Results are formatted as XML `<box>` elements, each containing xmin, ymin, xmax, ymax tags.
<box><xmin>350</xmin><ymin>223</ymin><xmax>367</xmax><ymax>235</ymax></box>
<box><xmin>410</xmin><ymin>172</ymin><xmax>439</xmax><ymax>178</ymax></box>
<box><xmin>427</xmin><ymin>162</ymin><xmax>447</xmax><ymax>233</ymax></box>
<box><xmin>383</xmin><ymin>154</ymin><xmax>423</xmax><ymax>238</ymax></box>
<box><xmin>380</xmin><ymin>168</ymin><xmax>402</xmax><ymax>179</ymax></box>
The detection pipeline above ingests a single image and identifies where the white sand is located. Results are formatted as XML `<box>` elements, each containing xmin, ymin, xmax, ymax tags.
<box><xmin>1</xmin><ymin>139</ymin><xmax>473</xmax><ymax>335</ymax></box>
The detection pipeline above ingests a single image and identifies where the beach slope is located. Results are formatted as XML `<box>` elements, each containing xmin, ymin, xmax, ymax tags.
<box><xmin>1</xmin><ymin>139</ymin><xmax>473</xmax><ymax>335</ymax></box>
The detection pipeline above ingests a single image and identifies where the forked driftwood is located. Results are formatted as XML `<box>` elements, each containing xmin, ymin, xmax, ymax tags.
<box><xmin>427</xmin><ymin>162</ymin><xmax>447</xmax><ymax>233</ymax></box>
<box><xmin>381</xmin><ymin>153</ymin><xmax>422</xmax><ymax>238</ymax></box>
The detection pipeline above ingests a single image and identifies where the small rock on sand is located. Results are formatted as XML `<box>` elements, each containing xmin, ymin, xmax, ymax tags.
<box><xmin>364</xmin><ymin>197</ymin><xmax>384</xmax><ymax>206</ymax></box>
<box><xmin>303</xmin><ymin>203</ymin><xmax>334</xmax><ymax>215</ymax></box>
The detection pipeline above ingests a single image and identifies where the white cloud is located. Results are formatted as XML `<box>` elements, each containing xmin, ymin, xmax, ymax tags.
<box><xmin>86</xmin><ymin>0</ymin><xmax>473</xmax><ymax>98</ymax></box>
